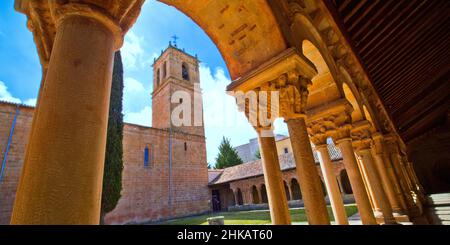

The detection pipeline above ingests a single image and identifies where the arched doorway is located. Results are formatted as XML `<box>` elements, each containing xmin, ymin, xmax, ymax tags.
<box><xmin>260</xmin><ymin>184</ymin><xmax>268</xmax><ymax>204</ymax></box>
<box><xmin>211</xmin><ymin>190</ymin><xmax>221</xmax><ymax>212</ymax></box>
<box><xmin>236</xmin><ymin>188</ymin><xmax>244</xmax><ymax>206</ymax></box>
<box><xmin>251</xmin><ymin>185</ymin><xmax>260</xmax><ymax>204</ymax></box>
<box><xmin>290</xmin><ymin>178</ymin><xmax>302</xmax><ymax>200</ymax></box>
<box><xmin>340</xmin><ymin>170</ymin><xmax>353</xmax><ymax>194</ymax></box>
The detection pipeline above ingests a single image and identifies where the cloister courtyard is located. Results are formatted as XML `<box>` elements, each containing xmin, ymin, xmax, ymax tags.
<box><xmin>0</xmin><ymin>0</ymin><xmax>448</xmax><ymax>230</ymax></box>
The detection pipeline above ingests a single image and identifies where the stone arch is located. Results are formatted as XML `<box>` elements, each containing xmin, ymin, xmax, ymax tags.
<box><xmin>302</xmin><ymin>40</ymin><xmax>342</xmax><ymax>109</ymax></box>
<box><xmin>290</xmin><ymin>178</ymin><xmax>302</xmax><ymax>200</ymax></box>
<box><xmin>251</xmin><ymin>185</ymin><xmax>260</xmax><ymax>204</ymax></box>
<box><xmin>363</xmin><ymin>105</ymin><xmax>374</xmax><ymax>126</ymax></box>
<box><xmin>283</xmin><ymin>180</ymin><xmax>291</xmax><ymax>201</ymax></box>
<box><xmin>227</xmin><ymin>188</ymin><xmax>235</xmax><ymax>207</ymax></box>
<box><xmin>181</xmin><ymin>62</ymin><xmax>190</xmax><ymax>81</ymax></box>
<box><xmin>339</xmin><ymin>67</ymin><xmax>365</xmax><ymax>123</ymax></box>
<box><xmin>260</xmin><ymin>184</ymin><xmax>268</xmax><ymax>204</ymax></box>
<box><xmin>339</xmin><ymin>66</ymin><xmax>383</xmax><ymax>132</ymax></box>
<box><xmin>339</xmin><ymin>170</ymin><xmax>353</xmax><ymax>194</ymax></box>
<box><xmin>236</xmin><ymin>188</ymin><xmax>244</xmax><ymax>205</ymax></box>
<box><xmin>291</xmin><ymin>4</ymin><xmax>341</xmax><ymax>87</ymax></box>
<box><xmin>159</xmin><ymin>0</ymin><xmax>288</xmax><ymax>80</ymax></box>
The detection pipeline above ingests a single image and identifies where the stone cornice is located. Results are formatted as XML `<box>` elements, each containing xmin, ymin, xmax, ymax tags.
<box><xmin>227</xmin><ymin>48</ymin><xmax>317</xmax><ymax>92</ymax></box>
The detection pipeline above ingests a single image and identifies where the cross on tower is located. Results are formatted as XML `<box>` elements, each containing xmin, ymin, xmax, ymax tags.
<box><xmin>171</xmin><ymin>35</ymin><xmax>179</xmax><ymax>47</ymax></box>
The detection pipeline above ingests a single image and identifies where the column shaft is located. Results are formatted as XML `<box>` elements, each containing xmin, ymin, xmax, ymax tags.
<box><xmin>390</xmin><ymin>154</ymin><xmax>417</xmax><ymax>211</ymax></box>
<box><xmin>337</xmin><ymin>139</ymin><xmax>377</xmax><ymax>225</ymax></box>
<box><xmin>372</xmin><ymin>150</ymin><xmax>403</xmax><ymax>214</ymax></box>
<box><xmin>286</xmin><ymin>118</ymin><xmax>330</xmax><ymax>225</ymax></box>
<box><xmin>382</xmin><ymin>153</ymin><xmax>409</xmax><ymax>212</ymax></box>
<box><xmin>358</xmin><ymin>150</ymin><xmax>397</xmax><ymax>224</ymax></box>
<box><xmin>257</xmin><ymin>132</ymin><xmax>291</xmax><ymax>225</ymax></box>
<box><xmin>11</xmin><ymin>15</ymin><xmax>115</xmax><ymax>224</ymax></box>
<box><xmin>356</xmin><ymin>157</ymin><xmax>378</xmax><ymax>212</ymax></box>
<box><xmin>316</xmin><ymin>146</ymin><xmax>348</xmax><ymax>225</ymax></box>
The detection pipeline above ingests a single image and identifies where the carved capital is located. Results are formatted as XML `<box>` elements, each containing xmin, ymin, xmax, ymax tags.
<box><xmin>306</xmin><ymin>99</ymin><xmax>353</xmax><ymax>141</ymax></box>
<box><xmin>309</xmin><ymin>133</ymin><xmax>328</xmax><ymax>146</ymax></box>
<box><xmin>351</xmin><ymin>120</ymin><xmax>373</xmax><ymax>152</ymax></box>
<box><xmin>371</xmin><ymin>132</ymin><xmax>386</xmax><ymax>155</ymax></box>
<box><xmin>15</xmin><ymin>0</ymin><xmax>144</xmax><ymax>63</ymax></box>
<box><xmin>277</xmin><ymin>73</ymin><xmax>311</xmax><ymax>120</ymax></box>
<box><xmin>230</xmin><ymin>48</ymin><xmax>317</xmax><ymax>128</ymax></box>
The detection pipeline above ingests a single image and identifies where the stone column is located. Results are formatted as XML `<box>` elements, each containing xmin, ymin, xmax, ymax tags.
<box><xmin>315</xmin><ymin>144</ymin><xmax>348</xmax><ymax>225</ymax></box>
<box><xmin>257</xmin><ymin>128</ymin><xmax>291</xmax><ymax>225</ymax></box>
<box><xmin>356</xmin><ymin>155</ymin><xmax>381</xmax><ymax>214</ymax></box>
<box><xmin>11</xmin><ymin>5</ymin><xmax>124</xmax><ymax>224</ymax></box>
<box><xmin>404</xmin><ymin>160</ymin><xmax>427</xmax><ymax>202</ymax></box>
<box><xmin>371</xmin><ymin>134</ymin><xmax>404</xmax><ymax>215</ymax></box>
<box><xmin>286</xmin><ymin>117</ymin><xmax>330</xmax><ymax>225</ymax></box>
<box><xmin>232</xmin><ymin>190</ymin><xmax>238</xmax><ymax>206</ymax></box>
<box><xmin>383</xmin><ymin>137</ymin><xmax>409</xmax><ymax>212</ymax></box>
<box><xmin>336</xmin><ymin>137</ymin><xmax>377</xmax><ymax>225</ymax></box>
<box><xmin>387</xmin><ymin>141</ymin><xmax>422</xmax><ymax>214</ymax></box>
<box><xmin>356</xmin><ymin>147</ymin><xmax>397</xmax><ymax>224</ymax></box>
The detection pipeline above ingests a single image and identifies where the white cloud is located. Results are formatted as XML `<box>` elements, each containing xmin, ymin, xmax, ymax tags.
<box><xmin>0</xmin><ymin>81</ymin><xmax>21</xmax><ymax>104</ymax></box>
<box><xmin>121</xmin><ymin>31</ymin><xmax>155</xmax><ymax>70</ymax></box>
<box><xmin>123</xmin><ymin>77</ymin><xmax>151</xmax><ymax>112</ymax></box>
<box><xmin>122</xmin><ymin>77</ymin><xmax>152</xmax><ymax>127</ymax></box>
<box><xmin>0</xmin><ymin>80</ymin><xmax>36</xmax><ymax>106</ymax></box>
<box><xmin>124</xmin><ymin>77</ymin><xmax>145</xmax><ymax>93</ymax></box>
<box><xmin>23</xmin><ymin>98</ymin><xmax>37</xmax><ymax>106</ymax></box>
<box><xmin>124</xmin><ymin>106</ymin><xmax>152</xmax><ymax>127</ymax></box>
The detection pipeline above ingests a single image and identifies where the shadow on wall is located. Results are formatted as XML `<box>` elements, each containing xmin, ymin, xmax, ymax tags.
<box><xmin>409</xmin><ymin>122</ymin><xmax>450</xmax><ymax>194</ymax></box>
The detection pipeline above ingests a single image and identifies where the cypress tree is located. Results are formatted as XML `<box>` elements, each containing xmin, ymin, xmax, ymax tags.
<box><xmin>100</xmin><ymin>51</ymin><xmax>124</xmax><ymax>224</ymax></box>
<box><xmin>215</xmin><ymin>137</ymin><xmax>243</xmax><ymax>169</ymax></box>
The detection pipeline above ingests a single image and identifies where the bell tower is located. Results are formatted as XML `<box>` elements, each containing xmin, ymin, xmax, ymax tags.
<box><xmin>151</xmin><ymin>43</ymin><xmax>204</xmax><ymax>136</ymax></box>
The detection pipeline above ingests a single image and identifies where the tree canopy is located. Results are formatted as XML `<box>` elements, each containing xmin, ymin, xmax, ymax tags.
<box><xmin>215</xmin><ymin>136</ymin><xmax>243</xmax><ymax>169</ymax></box>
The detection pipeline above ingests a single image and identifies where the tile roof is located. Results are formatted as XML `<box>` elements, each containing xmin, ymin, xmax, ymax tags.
<box><xmin>209</xmin><ymin>143</ymin><xmax>342</xmax><ymax>185</ymax></box>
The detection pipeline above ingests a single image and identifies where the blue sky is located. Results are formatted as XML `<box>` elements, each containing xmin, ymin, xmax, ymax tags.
<box><xmin>0</xmin><ymin>0</ymin><xmax>288</xmax><ymax>165</ymax></box>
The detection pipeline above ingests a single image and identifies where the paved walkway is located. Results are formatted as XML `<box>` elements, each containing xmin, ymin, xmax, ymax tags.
<box><xmin>292</xmin><ymin>213</ymin><xmax>362</xmax><ymax>225</ymax></box>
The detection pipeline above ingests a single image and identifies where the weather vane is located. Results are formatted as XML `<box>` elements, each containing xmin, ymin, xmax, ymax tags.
<box><xmin>171</xmin><ymin>35</ymin><xmax>179</xmax><ymax>47</ymax></box>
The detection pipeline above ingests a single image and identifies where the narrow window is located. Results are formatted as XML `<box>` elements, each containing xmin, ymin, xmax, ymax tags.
<box><xmin>284</xmin><ymin>147</ymin><xmax>288</xmax><ymax>154</ymax></box>
<box><xmin>144</xmin><ymin>146</ymin><xmax>149</xmax><ymax>167</ymax></box>
<box><xmin>163</xmin><ymin>61</ymin><xmax>167</xmax><ymax>77</ymax></box>
<box><xmin>156</xmin><ymin>69</ymin><xmax>160</xmax><ymax>86</ymax></box>
<box><xmin>184</xmin><ymin>142</ymin><xmax>187</xmax><ymax>151</ymax></box>
<box><xmin>182</xmin><ymin>63</ymin><xmax>189</xmax><ymax>81</ymax></box>
<box><xmin>179</xmin><ymin>98</ymin><xmax>183</xmax><ymax>103</ymax></box>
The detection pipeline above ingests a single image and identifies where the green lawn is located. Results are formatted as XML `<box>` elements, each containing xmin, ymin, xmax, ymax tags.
<box><xmin>159</xmin><ymin>204</ymin><xmax>358</xmax><ymax>225</ymax></box>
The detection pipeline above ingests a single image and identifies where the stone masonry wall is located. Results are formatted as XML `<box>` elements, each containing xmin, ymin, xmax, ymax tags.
<box><xmin>104</xmin><ymin>123</ymin><xmax>210</xmax><ymax>224</ymax></box>
<box><xmin>0</xmin><ymin>103</ymin><xmax>33</xmax><ymax>224</ymax></box>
